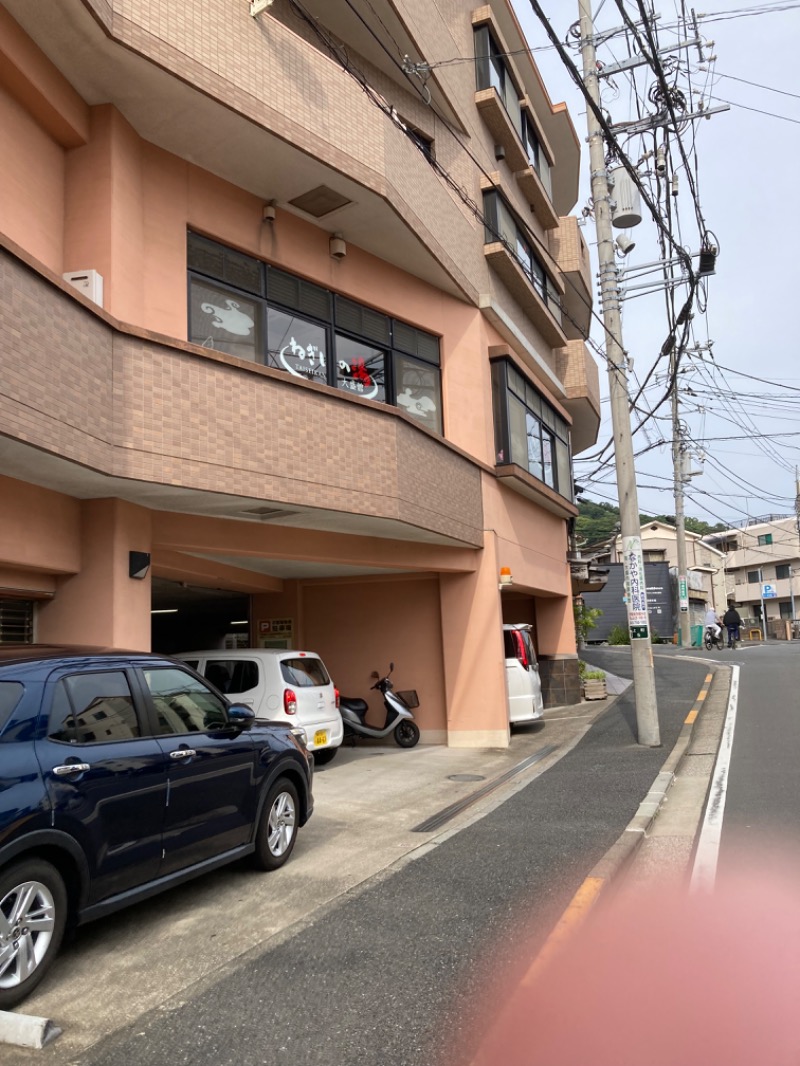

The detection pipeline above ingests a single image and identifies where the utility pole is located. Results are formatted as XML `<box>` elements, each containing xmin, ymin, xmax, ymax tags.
<box><xmin>672</xmin><ymin>353</ymin><xmax>692</xmax><ymax>648</ymax></box>
<box><xmin>578</xmin><ymin>0</ymin><xmax>660</xmax><ymax>746</ymax></box>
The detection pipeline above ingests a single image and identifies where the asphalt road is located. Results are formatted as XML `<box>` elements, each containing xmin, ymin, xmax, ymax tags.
<box><xmin>713</xmin><ymin>643</ymin><xmax>800</xmax><ymax>868</ymax></box>
<box><xmin>67</xmin><ymin>650</ymin><xmax>710</xmax><ymax>1066</ymax></box>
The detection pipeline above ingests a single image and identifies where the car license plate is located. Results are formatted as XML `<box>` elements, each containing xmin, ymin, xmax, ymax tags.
<box><xmin>314</xmin><ymin>730</ymin><xmax>328</xmax><ymax>747</ymax></box>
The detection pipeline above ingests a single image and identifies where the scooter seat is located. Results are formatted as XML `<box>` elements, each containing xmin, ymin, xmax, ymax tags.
<box><xmin>340</xmin><ymin>696</ymin><xmax>369</xmax><ymax>718</ymax></box>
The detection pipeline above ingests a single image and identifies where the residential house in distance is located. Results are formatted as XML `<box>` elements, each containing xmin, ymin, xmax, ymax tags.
<box><xmin>587</xmin><ymin>520</ymin><xmax>726</xmax><ymax>634</ymax></box>
<box><xmin>703</xmin><ymin>517</ymin><xmax>800</xmax><ymax>638</ymax></box>
<box><xmin>0</xmin><ymin>0</ymin><xmax>601</xmax><ymax>744</ymax></box>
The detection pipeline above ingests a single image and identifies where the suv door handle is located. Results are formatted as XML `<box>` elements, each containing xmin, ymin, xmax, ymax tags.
<box><xmin>53</xmin><ymin>762</ymin><xmax>91</xmax><ymax>776</ymax></box>
<box><xmin>169</xmin><ymin>748</ymin><xmax>196</xmax><ymax>760</ymax></box>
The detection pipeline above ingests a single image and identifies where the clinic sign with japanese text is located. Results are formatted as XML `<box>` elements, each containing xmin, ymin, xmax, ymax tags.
<box><xmin>623</xmin><ymin>536</ymin><xmax>650</xmax><ymax>639</ymax></box>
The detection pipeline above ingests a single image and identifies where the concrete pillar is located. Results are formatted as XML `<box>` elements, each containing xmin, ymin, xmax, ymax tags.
<box><xmin>439</xmin><ymin>533</ymin><xmax>509</xmax><ymax>748</ymax></box>
<box><xmin>38</xmin><ymin>498</ymin><xmax>152</xmax><ymax>650</ymax></box>
<box><xmin>536</xmin><ymin>594</ymin><xmax>581</xmax><ymax>707</ymax></box>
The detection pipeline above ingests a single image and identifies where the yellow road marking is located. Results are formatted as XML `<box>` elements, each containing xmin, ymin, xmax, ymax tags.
<box><xmin>685</xmin><ymin>673</ymin><xmax>714</xmax><ymax>724</ymax></box>
<box><xmin>515</xmin><ymin>670</ymin><xmax>715</xmax><ymax>990</ymax></box>
<box><xmin>519</xmin><ymin>875</ymin><xmax>605</xmax><ymax>987</ymax></box>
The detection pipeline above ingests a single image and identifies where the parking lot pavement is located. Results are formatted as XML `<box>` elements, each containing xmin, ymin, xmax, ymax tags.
<box><xmin>5</xmin><ymin>700</ymin><xmax>609</xmax><ymax>1063</ymax></box>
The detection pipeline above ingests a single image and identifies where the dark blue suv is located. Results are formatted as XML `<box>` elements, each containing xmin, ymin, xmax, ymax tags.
<box><xmin>0</xmin><ymin>646</ymin><xmax>314</xmax><ymax>1009</ymax></box>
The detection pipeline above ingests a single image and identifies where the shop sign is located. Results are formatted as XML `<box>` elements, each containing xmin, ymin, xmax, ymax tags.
<box><xmin>679</xmin><ymin>574</ymin><xmax>689</xmax><ymax>613</ymax></box>
<box><xmin>279</xmin><ymin>339</ymin><xmax>380</xmax><ymax>399</ymax></box>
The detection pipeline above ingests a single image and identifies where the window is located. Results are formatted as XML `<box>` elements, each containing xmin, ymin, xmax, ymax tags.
<box><xmin>204</xmin><ymin>659</ymin><xmax>259</xmax><ymax>694</ymax></box>
<box><xmin>776</xmin><ymin>564</ymin><xmax>791</xmax><ymax>580</ymax></box>
<box><xmin>49</xmin><ymin>672</ymin><xmax>141</xmax><ymax>744</ymax></box>
<box><xmin>780</xmin><ymin>600</ymin><xmax>793</xmax><ymax>619</ymax></box>
<box><xmin>143</xmin><ymin>667</ymin><xmax>228</xmax><ymax>734</ymax></box>
<box><xmin>0</xmin><ymin>599</ymin><xmax>34</xmax><ymax>643</ymax></box>
<box><xmin>280</xmin><ymin>658</ymin><xmax>331</xmax><ymax>687</ymax></box>
<box><xmin>0</xmin><ymin>682</ymin><xmax>23</xmax><ymax>733</ymax></box>
<box><xmin>473</xmin><ymin>25</ymin><xmax>521</xmax><ymax>135</ymax></box>
<box><xmin>747</xmin><ymin>570</ymin><xmax>760</xmax><ymax>584</ymax></box>
<box><xmin>334</xmin><ymin>335</ymin><xmax>387</xmax><ymax>403</ymax></box>
<box><xmin>188</xmin><ymin>234</ymin><xmax>442</xmax><ymax>434</ymax></box>
<box><xmin>520</xmin><ymin>111</ymin><xmax>552</xmax><ymax>198</ymax></box>
<box><xmin>482</xmin><ymin>191</ymin><xmax>561</xmax><ymax>323</ymax></box>
<box><xmin>757</xmin><ymin>533</ymin><xmax>773</xmax><ymax>546</ymax></box>
<box><xmin>491</xmin><ymin>358</ymin><xmax>573</xmax><ymax>501</ymax></box>
<box><xmin>266</xmin><ymin>308</ymin><xmax>328</xmax><ymax>382</ymax></box>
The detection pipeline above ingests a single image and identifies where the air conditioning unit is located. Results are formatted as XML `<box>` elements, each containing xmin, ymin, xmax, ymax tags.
<box><xmin>62</xmin><ymin>269</ymin><xmax>104</xmax><ymax>308</ymax></box>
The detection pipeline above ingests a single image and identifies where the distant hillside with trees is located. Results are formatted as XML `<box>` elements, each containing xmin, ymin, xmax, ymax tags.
<box><xmin>576</xmin><ymin>500</ymin><xmax>727</xmax><ymax>549</ymax></box>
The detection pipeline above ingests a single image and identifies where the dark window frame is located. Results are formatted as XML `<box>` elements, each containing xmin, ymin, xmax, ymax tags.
<box><xmin>491</xmin><ymin>357</ymin><xmax>573</xmax><ymax>502</ymax></box>
<box><xmin>482</xmin><ymin>191</ymin><xmax>562</xmax><ymax>322</ymax></box>
<box><xmin>776</xmin><ymin>564</ymin><xmax>791</xmax><ymax>581</ymax></box>
<box><xmin>187</xmin><ymin>233</ymin><xmax>443</xmax><ymax>435</ymax></box>
<box><xmin>49</xmin><ymin>669</ymin><xmax>144</xmax><ymax>746</ymax></box>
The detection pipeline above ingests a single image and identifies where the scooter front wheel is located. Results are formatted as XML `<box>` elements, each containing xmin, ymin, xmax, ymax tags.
<box><xmin>394</xmin><ymin>720</ymin><xmax>420</xmax><ymax>748</ymax></box>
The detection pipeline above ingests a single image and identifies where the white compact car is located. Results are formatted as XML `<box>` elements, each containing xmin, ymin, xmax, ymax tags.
<box><xmin>176</xmin><ymin>649</ymin><xmax>344</xmax><ymax>764</ymax></box>
<box><xmin>503</xmin><ymin>624</ymin><xmax>544</xmax><ymax>725</ymax></box>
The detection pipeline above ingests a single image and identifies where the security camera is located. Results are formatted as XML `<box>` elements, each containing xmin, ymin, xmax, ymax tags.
<box><xmin>262</xmin><ymin>201</ymin><xmax>277</xmax><ymax>223</ymax></box>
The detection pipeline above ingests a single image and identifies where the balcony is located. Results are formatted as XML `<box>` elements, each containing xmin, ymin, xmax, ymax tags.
<box><xmin>484</xmin><ymin>242</ymin><xmax>567</xmax><ymax>349</ymax></box>
<box><xmin>474</xmin><ymin>89</ymin><xmax>559</xmax><ymax>230</ymax></box>
<box><xmin>555</xmin><ymin>340</ymin><xmax>601</xmax><ymax>453</ymax></box>
<box><xmin>549</xmin><ymin>217</ymin><xmax>592</xmax><ymax>339</ymax></box>
<box><xmin>475</xmin><ymin>87</ymin><xmax>529</xmax><ymax>173</ymax></box>
<box><xmin>514</xmin><ymin>164</ymin><xmax>559</xmax><ymax>230</ymax></box>
<box><xmin>0</xmin><ymin>241</ymin><xmax>485</xmax><ymax>550</ymax></box>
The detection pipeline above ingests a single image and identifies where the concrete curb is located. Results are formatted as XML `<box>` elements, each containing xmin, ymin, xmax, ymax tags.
<box><xmin>0</xmin><ymin>1010</ymin><xmax>62</xmax><ymax>1049</ymax></box>
<box><xmin>585</xmin><ymin>663</ymin><xmax>726</xmax><ymax>891</ymax></box>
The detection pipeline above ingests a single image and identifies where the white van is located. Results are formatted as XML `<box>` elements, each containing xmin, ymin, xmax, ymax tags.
<box><xmin>176</xmin><ymin>649</ymin><xmax>344</xmax><ymax>764</ymax></box>
<box><xmin>503</xmin><ymin>624</ymin><xmax>544</xmax><ymax>725</ymax></box>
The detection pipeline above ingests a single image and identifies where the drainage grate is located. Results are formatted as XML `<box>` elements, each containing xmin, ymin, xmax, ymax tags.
<box><xmin>412</xmin><ymin>744</ymin><xmax>559</xmax><ymax>833</ymax></box>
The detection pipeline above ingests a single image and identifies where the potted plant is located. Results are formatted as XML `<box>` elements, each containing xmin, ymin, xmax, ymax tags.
<box><xmin>582</xmin><ymin>668</ymin><xmax>607</xmax><ymax>700</ymax></box>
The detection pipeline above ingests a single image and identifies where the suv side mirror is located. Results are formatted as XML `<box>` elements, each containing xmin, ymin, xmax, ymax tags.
<box><xmin>228</xmin><ymin>704</ymin><xmax>255</xmax><ymax>728</ymax></box>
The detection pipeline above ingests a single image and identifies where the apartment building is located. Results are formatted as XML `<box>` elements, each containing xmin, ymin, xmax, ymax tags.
<box><xmin>704</xmin><ymin>517</ymin><xmax>800</xmax><ymax>637</ymax></box>
<box><xmin>0</xmin><ymin>0</ymin><xmax>601</xmax><ymax>744</ymax></box>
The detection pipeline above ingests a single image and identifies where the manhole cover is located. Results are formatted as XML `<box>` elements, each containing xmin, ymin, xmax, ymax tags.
<box><xmin>447</xmin><ymin>773</ymin><xmax>486</xmax><ymax>782</ymax></box>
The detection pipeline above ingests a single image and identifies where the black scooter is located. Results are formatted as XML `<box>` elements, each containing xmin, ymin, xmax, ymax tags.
<box><xmin>339</xmin><ymin>663</ymin><xmax>420</xmax><ymax>748</ymax></box>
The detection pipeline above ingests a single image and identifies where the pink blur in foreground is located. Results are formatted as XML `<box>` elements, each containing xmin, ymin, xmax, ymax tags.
<box><xmin>471</xmin><ymin>859</ymin><xmax>800</xmax><ymax>1066</ymax></box>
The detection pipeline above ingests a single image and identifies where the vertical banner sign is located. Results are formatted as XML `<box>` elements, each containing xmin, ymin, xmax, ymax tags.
<box><xmin>679</xmin><ymin>574</ymin><xmax>689</xmax><ymax>613</ymax></box>
<box><xmin>623</xmin><ymin>536</ymin><xmax>650</xmax><ymax>639</ymax></box>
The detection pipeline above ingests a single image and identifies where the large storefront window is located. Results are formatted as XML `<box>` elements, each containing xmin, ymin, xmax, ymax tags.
<box><xmin>491</xmin><ymin>358</ymin><xmax>574</xmax><ymax>502</ymax></box>
<box><xmin>187</xmin><ymin>233</ymin><xmax>442</xmax><ymax>434</ymax></box>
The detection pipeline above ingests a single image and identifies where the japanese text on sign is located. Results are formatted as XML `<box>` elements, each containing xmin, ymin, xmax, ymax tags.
<box><xmin>623</xmin><ymin>536</ymin><xmax>650</xmax><ymax>636</ymax></box>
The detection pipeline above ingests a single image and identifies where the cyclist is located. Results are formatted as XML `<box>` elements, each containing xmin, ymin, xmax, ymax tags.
<box><xmin>704</xmin><ymin>606</ymin><xmax>722</xmax><ymax>647</ymax></box>
<box><xmin>723</xmin><ymin>604</ymin><xmax>743</xmax><ymax>649</ymax></box>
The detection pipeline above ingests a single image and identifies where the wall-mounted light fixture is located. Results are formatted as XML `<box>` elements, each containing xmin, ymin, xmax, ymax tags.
<box><xmin>499</xmin><ymin>566</ymin><xmax>513</xmax><ymax>590</ymax></box>
<box><xmin>129</xmin><ymin>551</ymin><xmax>151</xmax><ymax>580</ymax></box>
<box><xmin>329</xmin><ymin>232</ymin><xmax>347</xmax><ymax>260</ymax></box>
<box><xmin>262</xmin><ymin>200</ymin><xmax>277</xmax><ymax>223</ymax></box>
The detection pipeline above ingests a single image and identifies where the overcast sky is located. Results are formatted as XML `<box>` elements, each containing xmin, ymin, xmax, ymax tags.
<box><xmin>511</xmin><ymin>0</ymin><xmax>800</xmax><ymax>530</ymax></box>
